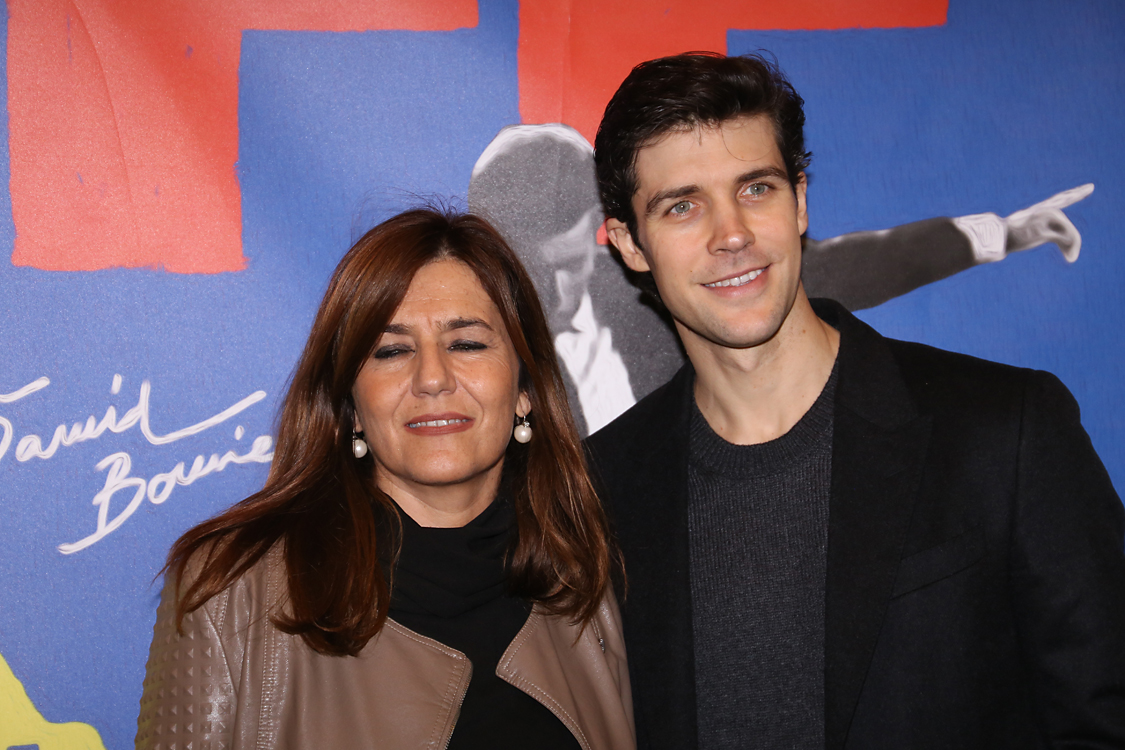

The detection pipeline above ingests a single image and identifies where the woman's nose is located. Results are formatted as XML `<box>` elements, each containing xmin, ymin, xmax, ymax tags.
<box><xmin>412</xmin><ymin>344</ymin><xmax>455</xmax><ymax>396</ymax></box>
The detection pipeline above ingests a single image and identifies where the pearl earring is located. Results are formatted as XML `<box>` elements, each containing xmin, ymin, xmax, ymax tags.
<box><xmin>513</xmin><ymin>415</ymin><xmax>532</xmax><ymax>444</ymax></box>
<box><xmin>352</xmin><ymin>431</ymin><xmax>369</xmax><ymax>458</ymax></box>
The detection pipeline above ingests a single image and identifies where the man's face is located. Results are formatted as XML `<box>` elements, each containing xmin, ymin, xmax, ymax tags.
<box><xmin>608</xmin><ymin>115</ymin><xmax>808</xmax><ymax>354</ymax></box>
<box><xmin>537</xmin><ymin>208</ymin><xmax>601</xmax><ymax>321</ymax></box>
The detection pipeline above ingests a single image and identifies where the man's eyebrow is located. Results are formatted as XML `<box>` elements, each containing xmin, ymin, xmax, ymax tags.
<box><xmin>645</xmin><ymin>185</ymin><xmax>699</xmax><ymax>217</ymax></box>
<box><xmin>735</xmin><ymin>167</ymin><xmax>790</xmax><ymax>184</ymax></box>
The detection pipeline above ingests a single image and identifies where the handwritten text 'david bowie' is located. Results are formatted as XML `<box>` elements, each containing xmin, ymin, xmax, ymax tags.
<box><xmin>1</xmin><ymin>375</ymin><xmax>273</xmax><ymax>554</ymax></box>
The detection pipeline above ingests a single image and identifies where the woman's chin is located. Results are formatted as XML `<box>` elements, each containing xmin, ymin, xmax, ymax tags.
<box><xmin>380</xmin><ymin>460</ymin><xmax>505</xmax><ymax>496</ymax></box>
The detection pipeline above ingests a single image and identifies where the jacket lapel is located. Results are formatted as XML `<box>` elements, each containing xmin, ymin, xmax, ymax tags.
<box><xmin>814</xmin><ymin>301</ymin><xmax>933</xmax><ymax>750</ymax></box>
<box><xmin>605</xmin><ymin>366</ymin><xmax>698</xmax><ymax>749</ymax></box>
<box><xmin>497</xmin><ymin>596</ymin><xmax>636</xmax><ymax>750</ymax></box>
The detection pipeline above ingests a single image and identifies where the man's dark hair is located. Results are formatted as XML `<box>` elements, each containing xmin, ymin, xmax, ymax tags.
<box><xmin>594</xmin><ymin>51</ymin><xmax>812</xmax><ymax>242</ymax></box>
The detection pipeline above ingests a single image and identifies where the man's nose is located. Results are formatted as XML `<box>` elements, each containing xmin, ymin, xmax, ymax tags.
<box><xmin>412</xmin><ymin>343</ymin><xmax>455</xmax><ymax>396</ymax></box>
<box><xmin>707</xmin><ymin>200</ymin><xmax>753</xmax><ymax>255</ymax></box>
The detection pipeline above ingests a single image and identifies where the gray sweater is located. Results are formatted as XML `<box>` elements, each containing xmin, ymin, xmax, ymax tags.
<box><xmin>688</xmin><ymin>365</ymin><xmax>837</xmax><ymax>749</ymax></box>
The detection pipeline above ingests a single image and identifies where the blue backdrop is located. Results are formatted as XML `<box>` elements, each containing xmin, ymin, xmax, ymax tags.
<box><xmin>0</xmin><ymin>1</ymin><xmax>1120</xmax><ymax>747</ymax></box>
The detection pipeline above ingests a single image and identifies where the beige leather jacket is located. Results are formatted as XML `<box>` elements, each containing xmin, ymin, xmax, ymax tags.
<box><xmin>135</xmin><ymin>549</ymin><xmax>635</xmax><ymax>750</ymax></box>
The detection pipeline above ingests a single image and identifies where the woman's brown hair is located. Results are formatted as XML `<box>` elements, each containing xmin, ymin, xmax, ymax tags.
<box><xmin>165</xmin><ymin>208</ymin><xmax>617</xmax><ymax>655</ymax></box>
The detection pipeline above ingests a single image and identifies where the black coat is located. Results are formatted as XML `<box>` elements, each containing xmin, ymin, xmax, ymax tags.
<box><xmin>585</xmin><ymin>299</ymin><xmax>1125</xmax><ymax>749</ymax></box>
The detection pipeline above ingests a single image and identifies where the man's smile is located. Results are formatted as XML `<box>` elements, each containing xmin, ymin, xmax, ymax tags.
<box><xmin>703</xmin><ymin>268</ymin><xmax>765</xmax><ymax>289</ymax></box>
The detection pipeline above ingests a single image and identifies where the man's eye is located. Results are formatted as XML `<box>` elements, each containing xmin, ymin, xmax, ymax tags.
<box><xmin>450</xmin><ymin>340</ymin><xmax>487</xmax><ymax>352</ymax></box>
<box><xmin>745</xmin><ymin>183</ymin><xmax>769</xmax><ymax>197</ymax></box>
<box><xmin>373</xmin><ymin>345</ymin><xmax>411</xmax><ymax>360</ymax></box>
<box><xmin>669</xmin><ymin>201</ymin><xmax>692</xmax><ymax>215</ymax></box>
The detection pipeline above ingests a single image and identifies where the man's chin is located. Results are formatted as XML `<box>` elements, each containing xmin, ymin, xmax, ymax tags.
<box><xmin>674</xmin><ymin>316</ymin><xmax>787</xmax><ymax>353</ymax></box>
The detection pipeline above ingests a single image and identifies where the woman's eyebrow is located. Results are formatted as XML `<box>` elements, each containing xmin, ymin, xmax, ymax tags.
<box><xmin>443</xmin><ymin>317</ymin><xmax>492</xmax><ymax>333</ymax></box>
<box><xmin>382</xmin><ymin>318</ymin><xmax>493</xmax><ymax>335</ymax></box>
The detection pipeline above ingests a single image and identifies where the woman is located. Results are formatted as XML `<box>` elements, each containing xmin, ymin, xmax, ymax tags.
<box><xmin>135</xmin><ymin>209</ymin><xmax>633</xmax><ymax>750</ymax></box>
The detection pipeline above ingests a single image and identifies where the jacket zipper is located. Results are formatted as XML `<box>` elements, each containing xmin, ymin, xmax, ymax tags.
<box><xmin>441</xmin><ymin>661</ymin><xmax>472</xmax><ymax>750</ymax></box>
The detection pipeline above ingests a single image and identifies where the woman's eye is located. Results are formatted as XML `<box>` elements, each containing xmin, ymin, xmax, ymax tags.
<box><xmin>373</xmin><ymin>345</ymin><xmax>411</xmax><ymax>360</ymax></box>
<box><xmin>450</xmin><ymin>340</ymin><xmax>487</xmax><ymax>352</ymax></box>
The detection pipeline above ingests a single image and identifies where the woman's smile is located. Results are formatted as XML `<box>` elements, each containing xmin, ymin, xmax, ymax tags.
<box><xmin>406</xmin><ymin>412</ymin><xmax>474</xmax><ymax>433</ymax></box>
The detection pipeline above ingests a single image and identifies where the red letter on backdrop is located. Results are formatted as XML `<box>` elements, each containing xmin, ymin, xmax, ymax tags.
<box><xmin>7</xmin><ymin>0</ymin><xmax>476</xmax><ymax>273</ymax></box>
<box><xmin>519</xmin><ymin>0</ymin><xmax>948</xmax><ymax>145</ymax></box>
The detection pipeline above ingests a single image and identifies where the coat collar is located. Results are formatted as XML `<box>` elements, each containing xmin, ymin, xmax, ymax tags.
<box><xmin>498</xmin><ymin>597</ymin><xmax>636</xmax><ymax>750</ymax></box>
<box><xmin>812</xmin><ymin>299</ymin><xmax>920</xmax><ymax>430</ymax></box>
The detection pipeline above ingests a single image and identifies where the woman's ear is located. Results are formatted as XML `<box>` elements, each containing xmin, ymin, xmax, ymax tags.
<box><xmin>516</xmin><ymin>391</ymin><xmax>532</xmax><ymax>419</ymax></box>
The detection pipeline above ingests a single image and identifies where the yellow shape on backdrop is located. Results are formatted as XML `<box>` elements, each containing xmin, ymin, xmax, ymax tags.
<box><xmin>0</xmin><ymin>651</ymin><xmax>106</xmax><ymax>750</ymax></box>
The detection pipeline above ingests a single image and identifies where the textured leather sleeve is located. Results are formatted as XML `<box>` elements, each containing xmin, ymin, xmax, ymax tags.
<box><xmin>598</xmin><ymin>591</ymin><xmax>634</xmax><ymax>729</ymax></box>
<box><xmin>135</xmin><ymin>574</ymin><xmax>238</xmax><ymax>750</ymax></box>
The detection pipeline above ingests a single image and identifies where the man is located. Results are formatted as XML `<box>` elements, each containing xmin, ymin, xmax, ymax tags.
<box><xmin>585</xmin><ymin>52</ymin><xmax>1125</xmax><ymax>749</ymax></box>
<box><xmin>469</xmin><ymin>123</ymin><xmax>1093</xmax><ymax>435</ymax></box>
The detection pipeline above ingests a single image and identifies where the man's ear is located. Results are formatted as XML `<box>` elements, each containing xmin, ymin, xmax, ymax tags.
<box><xmin>605</xmin><ymin>218</ymin><xmax>651</xmax><ymax>273</ymax></box>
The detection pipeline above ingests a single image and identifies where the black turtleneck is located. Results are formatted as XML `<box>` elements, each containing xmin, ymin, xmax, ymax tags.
<box><xmin>387</xmin><ymin>497</ymin><xmax>580</xmax><ymax>750</ymax></box>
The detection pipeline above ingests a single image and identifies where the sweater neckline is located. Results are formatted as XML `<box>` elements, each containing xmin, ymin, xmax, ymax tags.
<box><xmin>689</xmin><ymin>359</ymin><xmax>838</xmax><ymax>479</ymax></box>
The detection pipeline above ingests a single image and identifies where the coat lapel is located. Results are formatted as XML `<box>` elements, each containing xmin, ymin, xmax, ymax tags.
<box><xmin>603</xmin><ymin>366</ymin><xmax>698</xmax><ymax>749</ymax></box>
<box><xmin>814</xmin><ymin>300</ymin><xmax>934</xmax><ymax>750</ymax></box>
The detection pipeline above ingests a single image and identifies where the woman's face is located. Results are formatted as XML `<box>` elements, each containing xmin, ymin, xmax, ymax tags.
<box><xmin>352</xmin><ymin>258</ymin><xmax>530</xmax><ymax>510</ymax></box>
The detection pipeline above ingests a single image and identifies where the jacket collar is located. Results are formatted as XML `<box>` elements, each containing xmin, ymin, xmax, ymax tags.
<box><xmin>813</xmin><ymin>299</ymin><xmax>920</xmax><ymax>429</ymax></box>
<box><xmin>498</xmin><ymin>597</ymin><xmax>636</xmax><ymax>750</ymax></box>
